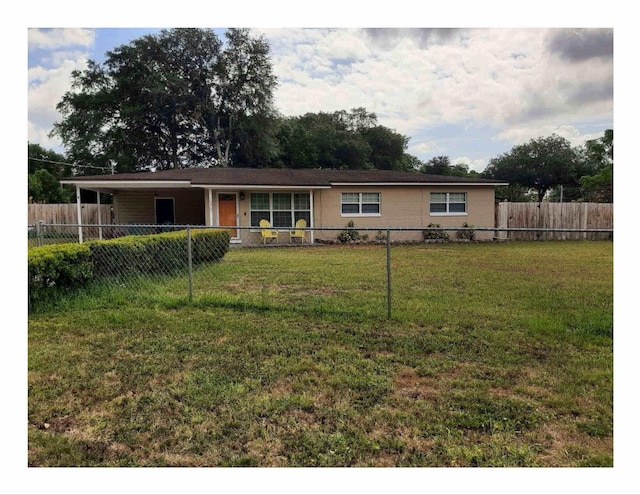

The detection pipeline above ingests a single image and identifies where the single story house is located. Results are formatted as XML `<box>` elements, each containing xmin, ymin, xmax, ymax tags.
<box><xmin>60</xmin><ymin>168</ymin><xmax>506</xmax><ymax>244</ymax></box>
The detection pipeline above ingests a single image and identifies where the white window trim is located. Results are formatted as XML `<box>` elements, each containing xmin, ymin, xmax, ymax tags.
<box><xmin>249</xmin><ymin>192</ymin><xmax>311</xmax><ymax>229</ymax></box>
<box><xmin>340</xmin><ymin>192</ymin><xmax>382</xmax><ymax>217</ymax></box>
<box><xmin>429</xmin><ymin>192</ymin><xmax>468</xmax><ymax>216</ymax></box>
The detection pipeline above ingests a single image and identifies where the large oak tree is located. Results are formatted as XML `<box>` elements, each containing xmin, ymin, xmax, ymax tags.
<box><xmin>52</xmin><ymin>28</ymin><xmax>277</xmax><ymax>172</ymax></box>
<box><xmin>484</xmin><ymin>135</ymin><xmax>579</xmax><ymax>202</ymax></box>
<box><xmin>273</xmin><ymin>108</ymin><xmax>410</xmax><ymax>170</ymax></box>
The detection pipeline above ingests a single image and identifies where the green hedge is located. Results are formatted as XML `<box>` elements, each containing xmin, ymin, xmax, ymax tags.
<box><xmin>89</xmin><ymin>232</ymin><xmax>186</xmax><ymax>278</ymax></box>
<box><xmin>88</xmin><ymin>229</ymin><xmax>230</xmax><ymax>277</ymax></box>
<box><xmin>28</xmin><ymin>243</ymin><xmax>93</xmax><ymax>303</ymax></box>
<box><xmin>28</xmin><ymin>228</ymin><xmax>231</xmax><ymax>305</ymax></box>
<box><xmin>190</xmin><ymin>228</ymin><xmax>231</xmax><ymax>264</ymax></box>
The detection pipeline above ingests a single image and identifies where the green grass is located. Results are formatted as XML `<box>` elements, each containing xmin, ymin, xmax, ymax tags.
<box><xmin>28</xmin><ymin>241</ymin><xmax>613</xmax><ymax>467</ymax></box>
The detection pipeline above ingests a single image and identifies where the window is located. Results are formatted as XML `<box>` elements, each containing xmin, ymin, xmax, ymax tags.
<box><xmin>250</xmin><ymin>192</ymin><xmax>311</xmax><ymax>228</ymax></box>
<box><xmin>341</xmin><ymin>192</ymin><xmax>380</xmax><ymax>215</ymax></box>
<box><xmin>430</xmin><ymin>192</ymin><xmax>467</xmax><ymax>215</ymax></box>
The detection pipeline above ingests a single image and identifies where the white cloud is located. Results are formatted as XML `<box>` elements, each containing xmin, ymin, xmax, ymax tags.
<box><xmin>495</xmin><ymin>124</ymin><xmax>604</xmax><ymax>149</ymax></box>
<box><xmin>28</xmin><ymin>28</ymin><xmax>94</xmax><ymax>50</ymax></box>
<box><xmin>452</xmin><ymin>156</ymin><xmax>488</xmax><ymax>173</ymax></box>
<box><xmin>27</xmin><ymin>29</ymin><xmax>96</xmax><ymax>150</ymax></box>
<box><xmin>28</xmin><ymin>57</ymin><xmax>90</xmax><ymax>149</ymax></box>
<box><xmin>264</xmin><ymin>27</ymin><xmax>612</xmax><ymax>153</ymax></box>
<box><xmin>408</xmin><ymin>140</ymin><xmax>441</xmax><ymax>158</ymax></box>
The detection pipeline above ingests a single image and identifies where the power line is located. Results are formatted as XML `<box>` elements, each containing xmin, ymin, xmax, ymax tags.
<box><xmin>28</xmin><ymin>157</ymin><xmax>111</xmax><ymax>172</ymax></box>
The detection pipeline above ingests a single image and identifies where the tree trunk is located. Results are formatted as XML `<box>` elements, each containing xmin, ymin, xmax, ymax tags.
<box><xmin>215</xmin><ymin>116</ymin><xmax>230</xmax><ymax>167</ymax></box>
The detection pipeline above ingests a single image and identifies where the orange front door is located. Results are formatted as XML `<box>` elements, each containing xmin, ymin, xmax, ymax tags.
<box><xmin>218</xmin><ymin>194</ymin><xmax>237</xmax><ymax>237</ymax></box>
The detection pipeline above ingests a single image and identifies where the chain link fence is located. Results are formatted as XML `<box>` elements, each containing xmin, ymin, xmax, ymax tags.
<box><xmin>28</xmin><ymin>222</ymin><xmax>613</xmax><ymax>316</ymax></box>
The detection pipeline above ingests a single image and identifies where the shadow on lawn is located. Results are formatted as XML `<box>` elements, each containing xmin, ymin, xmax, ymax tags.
<box><xmin>182</xmin><ymin>294</ymin><xmax>379</xmax><ymax>321</ymax></box>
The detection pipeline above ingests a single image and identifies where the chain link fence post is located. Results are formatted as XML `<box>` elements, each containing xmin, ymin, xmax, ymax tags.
<box><xmin>36</xmin><ymin>221</ymin><xmax>44</xmax><ymax>247</ymax></box>
<box><xmin>386</xmin><ymin>227</ymin><xmax>391</xmax><ymax>319</ymax></box>
<box><xmin>187</xmin><ymin>227</ymin><xmax>193</xmax><ymax>302</ymax></box>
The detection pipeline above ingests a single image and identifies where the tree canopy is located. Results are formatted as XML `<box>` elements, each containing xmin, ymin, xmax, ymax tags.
<box><xmin>28</xmin><ymin>143</ymin><xmax>75</xmax><ymax>203</ymax></box>
<box><xmin>419</xmin><ymin>155</ymin><xmax>479</xmax><ymax>178</ymax></box>
<box><xmin>52</xmin><ymin>28</ymin><xmax>277</xmax><ymax>173</ymax></box>
<box><xmin>483</xmin><ymin>135</ymin><xmax>579</xmax><ymax>202</ymax></box>
<box><xmin>272</xmin><ymin>108</ymin><xmax>411</xmax><ymax>171</ymax></box>
<box><xmin>579</xmin><ymin>129</ymin><xmax>613</xmax><ymax>202</ymax></box>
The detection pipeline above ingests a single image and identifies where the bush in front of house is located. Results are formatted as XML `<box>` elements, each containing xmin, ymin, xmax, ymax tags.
<box><xmin>456</xmin><ymin>222</ymin><xmax>476</xmax><ymax>241</ymax></box>
<box><xmin>190</xmin><ymin>228</ymin><xmax>231</xmax><ymax>264</ymax></box>
<box><xmin>88</xmin><ymin>232</ymin><xmax>186</xmax><ymax>278</ymax></box>
<box><xmin>28</xmin><ymin>243</ymin><xmax>93</xmax><ymax>304</ymax></box>
<box><xmin>88</xmin><ymin>228</ymin><xmax>231</xmax><ymax>278</ymax></box>
<box><xmin>29</xmin><ymin>228</ymin><xmax>231</xmax><ymax>306</ymax></box>
<box><xmin>337</xmin><ymin>221</ymin><xmax>368</xmax><ymax>243</ymax></box>
<box><xmin>423</xmin><ymin>223</ymin><xmax>450</xmax><ymax>241</ymax></box>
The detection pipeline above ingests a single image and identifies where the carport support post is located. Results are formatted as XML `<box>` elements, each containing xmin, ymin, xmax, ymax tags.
<box><xmin>97</xmin><ymin>191</ymin><xmax>103</xmax><ymax>240</ymax></box>
<box><xmin>75</xmin><ymin>185</ymin><xmax>83</xmax><ymax>243</ymax></box>
<box><xmin>386</xmin><ymin>228</ymin><xmax>391</xmax><ymax>319</ymax></box>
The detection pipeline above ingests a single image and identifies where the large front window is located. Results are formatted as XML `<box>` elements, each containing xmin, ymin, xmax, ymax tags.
<box><xmin>430</xmin><ymin>192</ymin><xmax>467</xmax><ymax>215</ymax></box>
<box><xmin>250</xmin><ymin>192</ymin><xmax>311</xmax><ymax>228</ymax></box>
<box><xmin>341</xmin><ymin>192</ymin><xmax>380</xmax><ymax>216</ymax></box>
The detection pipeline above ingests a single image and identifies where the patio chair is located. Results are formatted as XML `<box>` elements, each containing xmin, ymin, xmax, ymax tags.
<box><xmin>259</xmin><ymin>219</ymin><xmax>279</xmax><ymax>244</ymax></box>
<box><xmin>289</xmin><ymin>218</ymin><xmax>307</xmax><ymax>243</ymax></box>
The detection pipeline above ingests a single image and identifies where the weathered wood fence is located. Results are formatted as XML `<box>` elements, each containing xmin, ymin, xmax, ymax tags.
<box><xmin>496</xmin><ymin>202</ymin><xmax>613</xmax><ymax>240</ymax></box>
<box><xmin>28</xmin><ymin>203</ymin><xmax>113</xmax><ymax>226</ymax></box>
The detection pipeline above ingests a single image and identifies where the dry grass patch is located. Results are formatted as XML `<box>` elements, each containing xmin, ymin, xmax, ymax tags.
<box><xmin>393</xmin><ymin>366</ymin><xmax>440</xmax><ymax>401</ymax></box>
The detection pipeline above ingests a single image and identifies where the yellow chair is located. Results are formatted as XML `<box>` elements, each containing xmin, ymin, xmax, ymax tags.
<box><xmin>259</xmin><ymin>219</ymin><xmax>279</xmax><ymax>244</ymax></box>
<box><xmin>289</xmin><ymin>218</ymin><xmax>307</xmax><ymax>243</ymax></box>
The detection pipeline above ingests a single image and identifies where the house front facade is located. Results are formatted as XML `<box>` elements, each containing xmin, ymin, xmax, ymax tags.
<box><xmin>61</xmin><ymin>168</ymin><xmax>506</xmax><ymax>243</ymax></box>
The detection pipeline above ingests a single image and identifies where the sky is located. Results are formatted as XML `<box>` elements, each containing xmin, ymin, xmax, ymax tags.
<box><xmin>27</xmin><ymin>25</ymin><xmax>614</xmax><ymax>173</ymax></box>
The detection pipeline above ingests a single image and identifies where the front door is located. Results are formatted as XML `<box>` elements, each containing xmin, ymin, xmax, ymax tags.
<box><xmin>218</xmin><ymin>194</ymin><xmax>238</xmax><ymax>237</ymax></box>
<box><xmin>155</xmin><ymin>197</ymin><xmax>175</xmax><ymax>224</ymax></box>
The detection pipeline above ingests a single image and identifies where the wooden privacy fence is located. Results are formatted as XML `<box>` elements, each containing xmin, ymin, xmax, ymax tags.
<box><xmin>28</xmin><ymin>203</ymin><xmax>113</xmax><ymax>226</ymax></box>
<box><xmin>496</xmin><ymin>202</ymin><xmax>613</xmax><ymax>240</ymax></box>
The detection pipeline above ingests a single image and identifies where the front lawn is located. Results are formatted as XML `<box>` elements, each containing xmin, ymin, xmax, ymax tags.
<box><xmin>28</xmin><ymin>241</ymin><xmax>613</xmax><ymax>467</ymax></box>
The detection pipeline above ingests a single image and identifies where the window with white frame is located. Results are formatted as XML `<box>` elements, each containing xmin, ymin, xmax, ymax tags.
<box><xmin>341</xmin><ymin>192</ymin><xmax>380</xmax><ymax>215</ymax></box>
<box><xmin>429</xmin><ymin>192</ymin><xmax>467</xmax><ymax>215</ymax></box>
<box><xmin>250</xmin><ymin>192</ymin><xmax>311</xmax><ymax>228</ymax></box>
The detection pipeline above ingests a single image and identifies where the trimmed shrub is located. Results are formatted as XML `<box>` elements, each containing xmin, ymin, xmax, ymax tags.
<box><xmin>337</xmin><ymin>221</ymin><xmax>368</xmax><ymax>243</ymax></box>
<box><xmin>29</xmin><ymin>228</ymin><xmax>231</xmax><ymax>306</ymax></box>
<box><xmin>28</xmin><ymin>243</ymin><xmax>93</xmax><ymax>304</ymax></box>
<box><xmin>423</xmin><ymin>223</ymin><xmax>450</xmax><ymax>241</ymax></box>
<box><xmin>191</xmin><ymin>228</ymin><xmax>231</xmax><ymax>264</ymax></box>
<box><xmin>456</xmin><ymin>222</ymin><xmax>476</xmax><ymax>241</ymax></box>
<box><xmin>88</xmin><ymin>228</ymin><xmax>231</xmax><ymax>278</ymax></box>
<box><xmin>88</xmin><ymin>233</ymin><xmax>184</xmax><ymax>278</ymax></box>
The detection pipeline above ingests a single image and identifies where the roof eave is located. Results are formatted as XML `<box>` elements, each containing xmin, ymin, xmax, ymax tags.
<box><xmin>190</xmin><ymin>184</ymin><xmax>331</xmax><ymax>190</ymax></box>
<box><xmin>59</xmin><ymin>179</ymin><xmax>192</xmax><ymax>189</ymax></box>
<box><xmin>329</xmin><ymin>181</ymin><xmax>508</xmax><ymax>187</ymax></box>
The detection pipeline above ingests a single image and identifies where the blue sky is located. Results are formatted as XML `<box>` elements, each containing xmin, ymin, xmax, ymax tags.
<box><xmin>28</xmin><ymin>24</ymin><xmax>614</xmax><ymax>173</ymax></box>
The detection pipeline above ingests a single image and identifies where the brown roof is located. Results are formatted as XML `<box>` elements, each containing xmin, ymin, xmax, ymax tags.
<box><xmin>63</xmin><ymin>167</ymin><xmax>505</xmax><ymax>186</ymax></box>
